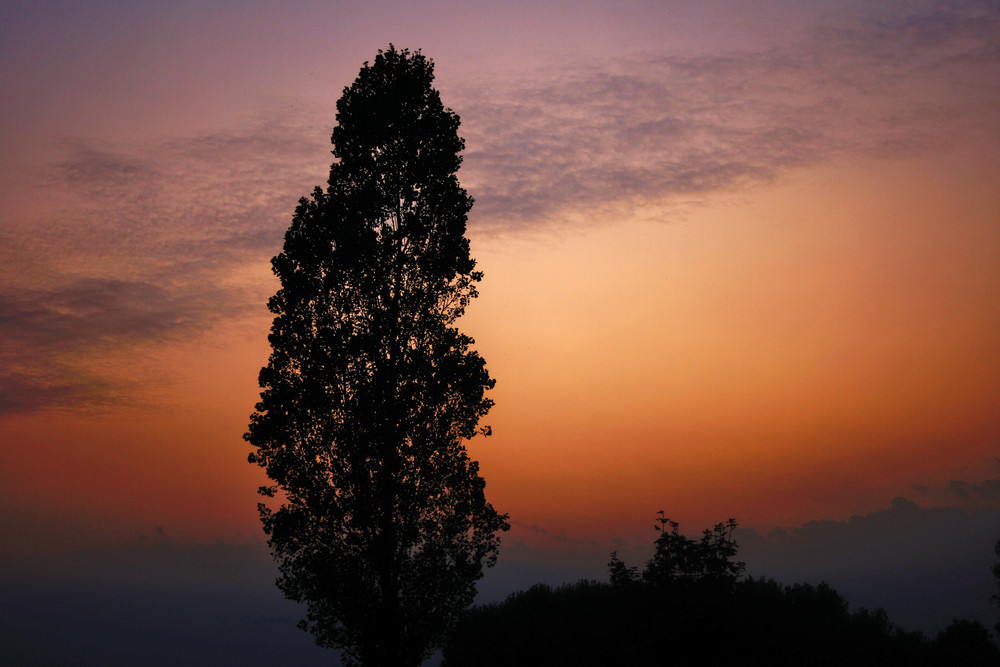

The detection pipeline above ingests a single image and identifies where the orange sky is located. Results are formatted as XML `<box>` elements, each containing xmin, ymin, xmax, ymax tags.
<box><xmin>466</xmin><ymin>148</ymin><xmax>1000</xmax><ymax>537</ymax></box>
<box><xmin>1</xmin><ymin>1</ymin><xmax>998</xmax><ymax>561</ymax></box>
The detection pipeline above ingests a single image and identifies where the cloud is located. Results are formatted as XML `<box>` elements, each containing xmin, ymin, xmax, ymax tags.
<box><xmin>0</xmin><ymin>276</ymin><xmax>250</xmax><ymax>414</ymax></box>
<box><xmin>911</xmin><ymin>461</ymin><xmax>1000</xmax><ymax>510</ymax></box>
<box><xmin>737</xmin><ymin>496</ymin><xmax>1000</xmax><ymax>634</ymax></box>
<box><xmin>455</xmin><ymin>1</ymin><xmax>1000</xmax><ymax>230</ymax></box>
<box><xmin>41</xmin><ymin>115</ymin><xmax>330</xmax><ymax>265</ymax></box>
<box><xmin>0</xmin><ymin>372</ymin><xmax>114</xmax><ymax>417</ymax></box>
<box><xmin>1</xmin><ymin>278</ymin><xmax>226</xmax><ymax>352</ymax></box>
<box><xmin>53</xmin><ymin>141</ymin><xmax>153</xmax><ymax>193</ymax></box>
<box><xmin>0</xmin><ymin>112</ymin><xmax>332</xmax><ymax>413</ymax></box>
<box><xmin>948</xmin><ymin>478</ymin><xmax>1000</xmax><ymax>502</ymax></box>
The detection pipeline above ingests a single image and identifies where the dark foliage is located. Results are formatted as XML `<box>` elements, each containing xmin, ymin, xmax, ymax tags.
<box><xmin>445</xmin><ymin>578</ymin><xmax>944</xmax><ymax>666</ymax></box>
<box><xmin>993</xmin><ymin>538</ymin><xmax>1000</xmax><ymax>635</ymax></box>
<box><xmin>932</xmin><ymin>619</ymin><xmax>1000</xmax><ymax>667</ymax></box>
<box><xmin>246</xmin><ymin>46</ymin><xmax>508</xmax><ymax>666</ymax></box>
<box><xmin>643</xmin><ymin>512</ymin><xmax>744</xmax><ymax>587</ymax></box>
<box><xmin>445</xmin><ymin>516</ymin><xmax>1000</xmax><ymax>666</ymax></box>
<box><xmin>608</xmin><ymin>515</ymin><xmax>743</xmax><ymax>590</ymax></box>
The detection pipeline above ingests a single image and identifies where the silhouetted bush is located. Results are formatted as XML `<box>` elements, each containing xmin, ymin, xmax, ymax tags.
<box><xmin>444</xmin><ymin>576</ymin><xmax>940</xmax><ymax>666</ymax></box>
<box><xmin>932</xmin><ymin>619</ymin><xmax>1000</xmax><ymax>666</ymax></box>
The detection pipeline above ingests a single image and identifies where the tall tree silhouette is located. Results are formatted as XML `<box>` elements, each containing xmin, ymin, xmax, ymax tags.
<box><xmin>246</xmin><ymin>46</ymin><xmax>508</xmax><ymax>667</ymax></box>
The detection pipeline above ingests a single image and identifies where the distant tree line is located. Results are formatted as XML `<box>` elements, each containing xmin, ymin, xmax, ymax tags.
<box><xmin>443</xmin><ymin>515</ymin><xmax>1000</xmax><ymax>666</ymax></box>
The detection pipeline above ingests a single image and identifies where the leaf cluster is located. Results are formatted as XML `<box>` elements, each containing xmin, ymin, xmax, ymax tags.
<box><xmin>609</xmin><ymin>513</ymin><xmax>745</xmax><ymax>589</ymax></box>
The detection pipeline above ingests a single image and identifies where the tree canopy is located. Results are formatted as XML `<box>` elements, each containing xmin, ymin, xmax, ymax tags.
<box><xmin>246</xmin><ymin>46</ymin><xmax>508</xmax><ymax>667</ymax></box>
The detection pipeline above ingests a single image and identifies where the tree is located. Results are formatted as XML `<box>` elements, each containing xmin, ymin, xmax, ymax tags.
<box><xmin>638</xmin><ymin>512</ymin><xmax>745</xmax><ymax>587</ymax></box>
<box><xmin>608</xmin><ymin>514</ymin><xmax>745</xmax><ymax>592</ymax></box>
<box><xmin>245</xmin><ymin>46</ymin><xmax>508</xmax><ymax>667</ymax></box>
<box><xmin>933</xmin><ymin>619</ymin><xmax>1000</xmax><ymax>665</ymax></box>
<box><xmin>993</xmin><ymin>538</ymin><xmax>1000</xmax><ymax>635</ymax></box>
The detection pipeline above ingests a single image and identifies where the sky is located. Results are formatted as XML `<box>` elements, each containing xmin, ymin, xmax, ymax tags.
<box><xmin>1</xmin><ymin>0</ymin><xmax>999</xmax><ymax>663</ymax></box>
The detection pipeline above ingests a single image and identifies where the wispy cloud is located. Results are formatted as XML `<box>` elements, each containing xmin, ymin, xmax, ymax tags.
<box><xmin>0</xmin><ymin>372</ymin><xmax>114</xmax><ymax>417</ymax></box>
<box><xmin>0</xmin><ymin>276</ymin><xmax>251</xmax><ymax>414</ymax></box>
<box><xmin>40</xmin><ymin>114</ymin><xmax>330</xmax><ymax>265</ymax></box>
<box><xmin>2</xmin><ymin>278</ymin><xmax>220</xmax><ymax>352</ymax></box>
<box><xmin>1</xmin><ymin>112</ymin><xmax>332</xmax><ymax>413</ymax></box>
<box><xmin>456</xmin><ymin>1</ymin><xmax>999</xmax><ymax>229</ymax></box>
<box><xmin>948</xmin><ymin>478</ymin><xmax>1000</xmax><ymax>501</ymax></box>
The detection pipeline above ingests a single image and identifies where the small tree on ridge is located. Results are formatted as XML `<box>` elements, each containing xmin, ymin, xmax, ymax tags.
<box><xmin>609</xmin><ymin>513</ymin><xmax>745</xmax><ymax>588</ymax></box>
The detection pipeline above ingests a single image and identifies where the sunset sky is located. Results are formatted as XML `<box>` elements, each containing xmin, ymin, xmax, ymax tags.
<box><xmin>2</xmin><ymin>1</ymin><xmax>999</xmax><ymax>663</ymax></box>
